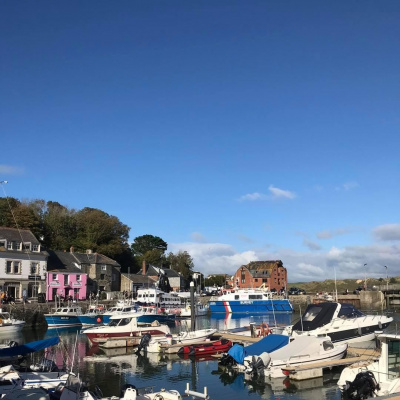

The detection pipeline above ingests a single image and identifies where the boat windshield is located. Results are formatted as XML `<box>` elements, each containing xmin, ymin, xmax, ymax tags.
<box><xmin>109</xmin><ymin>317</ymin><xmax>131</xmax><ymax>327</ymax></box>
<box><xmin>338</xmin><ymin>304</ymin><xmax>365</xmax><ymax>318</ymax></box>
<box><xmin>302</xmin><ymin>305</ymin><xmax>323</xmax><ymax>322</ymax></box>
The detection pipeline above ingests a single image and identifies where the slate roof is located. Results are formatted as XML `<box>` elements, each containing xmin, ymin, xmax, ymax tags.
<box><xmin>121</xmin><ymin>273</ymin><xmax>156</xmax><ymax>284</ymax></box>
<box><xmin>0</xmin><ymin>226</ymin><xmax>41</xmax><ymax>244</ymax></box>
<box><xmin>69</xmin><ymin>252</ymin><xmax>120</xmax><ymax>267</ymax></box>
<box><xmin>47</xmin><ymin>250</ymin><xmax>85</xmax><ymax>273</ymax></box>
<box><xmin>138</xmin><ymin>265</ymin><xmax>181</xmax><ymax>278</ymax></box>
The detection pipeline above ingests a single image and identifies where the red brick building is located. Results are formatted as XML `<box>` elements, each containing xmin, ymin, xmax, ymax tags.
<box><xmin>231</xmin><ymin>260</ymin><xmax>287</xmax><ymax>292</ymax></box>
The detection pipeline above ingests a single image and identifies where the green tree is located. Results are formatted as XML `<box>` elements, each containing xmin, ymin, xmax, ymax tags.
<box><xmin>167</xmin><ymin>251</ymin><xmax>194</xmax><ymax>280</ymax></box>
<box><xmin>0</xmin><ymin>197</ymin><xmax>21</xmax><ymax>226</ymax></box>
<box><xmin>131</xmin><ymin>235</ymin><xmax>168</xmax><ymax>257</ymax></box>
<box><xmin>74</xmin><ymin>208</ymin><xmax>132</xmax><ymax>268</ymax></box>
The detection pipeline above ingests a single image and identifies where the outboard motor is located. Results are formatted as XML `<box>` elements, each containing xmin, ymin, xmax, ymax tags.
<box><xmin>219</xmin><ymin>353</ymin><xmax>236</xmax><ymax>367</ymax></box>
<box><xmin>343</xmin><ymin>371</ymin><xmax>380</xmax><ymax>400</ymax></box>
<box><xmin>120</xmin><ymin>383</ymin><xmax>137</xmax><ymax>399</ymax></box>
<box><xmin>136</xmin><ymin>333</ymin><xmax>152</xmax><ymax>353</ymax></box>
<box><xmin>244</xmin><ymin>352</ymin><xmax>271</xmax><ymax>376</ymax></box>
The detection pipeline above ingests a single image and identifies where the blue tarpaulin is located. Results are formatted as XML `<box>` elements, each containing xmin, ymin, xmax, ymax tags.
<box><xmin>227</xmin><ymin>334</ymin><xmax>289</xmax><ymax>364</ymax></box>
<box><xmin>0</xmin><ymin>336</ymin><xmax>60</xmax><ymax>358</ymax></box>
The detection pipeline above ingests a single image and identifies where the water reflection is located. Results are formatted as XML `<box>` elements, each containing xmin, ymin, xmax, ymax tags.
<box><xmin>15</xmin><ymin>313</ymin><xmax>345</xmax><ymax>400</ymax></box>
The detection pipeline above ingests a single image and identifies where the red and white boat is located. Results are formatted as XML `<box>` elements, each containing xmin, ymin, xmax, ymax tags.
<box><xmin>83</xmin><ymin>312</ymin><xmax>171</xmax><ymax>345</ymax></box>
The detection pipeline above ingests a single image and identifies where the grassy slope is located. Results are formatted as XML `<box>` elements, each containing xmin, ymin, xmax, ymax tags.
<box><xmin>288</xmin><ymin>277</ymin><xmax>397</xmax><ymax>294</ymax></box>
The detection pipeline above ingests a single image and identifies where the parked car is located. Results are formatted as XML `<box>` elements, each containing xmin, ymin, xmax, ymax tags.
<box><xmin>288</xmin><ymin>287</ymin><xmax>306</xmax><ymax>295</ymax></box>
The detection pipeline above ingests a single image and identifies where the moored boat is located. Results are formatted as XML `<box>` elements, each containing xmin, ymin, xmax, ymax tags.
<box><xmin>83</xmin><ymin>312</ymin><xmax>171</xmax><ymax>345</ymax></box>
<box><xmin>279</xmin><ymin>302</ymin><xmax>393</xmax><ymax>344</ymax></box>
<box><xmin>0</xmin><ymin>309</ymin><xmax>26</xmax><ymax>333</ymax></box>
<box><xmin>208</xmin><ymin>288</ymin><xmax>293</xmax><ymax>313</ymax></box>
<box><xmin>178</xmin><ymin>338</ymin><xmax>233</xmax><ymax>356</ymax></box>
<box><xmin>44</xmin><ymin>305</ymin><xmax>83</xmax><ymax>328</ymax></box>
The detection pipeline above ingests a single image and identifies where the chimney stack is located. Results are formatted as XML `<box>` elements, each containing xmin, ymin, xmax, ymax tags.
<box><xmin>142</xmin><ymin>260</ymin><xmax>147</xmax><ymax>275</ymax></box>
<box><xmin>70</xmin><ymin>246</ymin><xmax>74</xmax><ymax>253</ymax></box>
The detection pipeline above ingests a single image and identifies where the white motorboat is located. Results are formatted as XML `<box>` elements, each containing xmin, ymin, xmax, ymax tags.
<box><xmin>102</xmin><ymin>303</ymin><xmax>139</xmax><ymax>324</ymax></box>
<box><xmin>337</xmin><ymin>332</ymin><xmax>400</xmax><ymax>399</ymax></box>
<box><xmin>145</xmin><ymin>328</ymin><xmax>218</xmax><ymax>353</ymax></box>
<box><xmin>83</xmin><ymin>312</ymin><xmax>171</xmax><ymax>345</ymax></box>
<box><xmin>279</xmin><ymin>302</ymin><xmax>393</xmax><ymax>344</ymax></box>
<box><xmin>0</xmin><ymin>309</ymin><xmax>25</xmax><ymax>332</ymax></box>
<box><xmin>242</xmin><ymin>335</ymin><xmax>348</xmax><ymax>378</ymax></box>
<box><xmin>0</xmin><ymin>365</ymin><xmax>71</xmax><ymax>397</ymax></box>
<box><xmin>136</xmin><ymin>287</ymin><xmax>184</xmax><ymax>309</ymax></box>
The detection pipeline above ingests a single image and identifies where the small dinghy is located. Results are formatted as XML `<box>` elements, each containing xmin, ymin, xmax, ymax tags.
<box><xmin>178</xmin><ymin>339</ymin><xmax>232</xmax><ymax>356</ymax></box>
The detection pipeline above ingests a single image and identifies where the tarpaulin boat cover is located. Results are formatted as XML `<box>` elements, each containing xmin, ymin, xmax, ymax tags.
<box><xmin>227</xmin><ymin>334</ymin><xmax>289</xmax><ymax>364</ymax></box>
<box><xmin>0</xmin><ymin>336</ymin><xmax>60</xmax><ymax>358</ymax></box>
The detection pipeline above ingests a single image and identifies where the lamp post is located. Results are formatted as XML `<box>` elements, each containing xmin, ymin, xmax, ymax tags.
<box><xmin>364</xmin><ymin>264</ymin><xmax>367</xmax><ymax>290</ymax></box>
<box><xmin>384</xmin><ymin>266</ymin><xmax>388</xmax><ymax>292</ymax></box>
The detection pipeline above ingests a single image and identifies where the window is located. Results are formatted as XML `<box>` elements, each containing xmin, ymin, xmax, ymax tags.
<box><xmin>7</xmin><ymin>242</ymin><xmax>13</xmax><ymax>250</ymax></box>
<box><xmin>6</xmin><ymin>261</ymin><xmax>21</xmax><ymax>274</ymax></box>
<box><xmin>52</xmin><ymin>273</ymin><xmax>57</xmax><ymax>280</ymax></box>
<box><xmin>101</xmin><ymin>265</ymin><xmax>107</xmax><ymax>271</ymax></box>
<box><xmin>64</xmin><ymin>275</ymin><xmax>68</xmax><ymax>285</ymax></box>
<box><xmin>31</xmin><ymin>262</ymin><xmax>39</xmax><ymax>275</ymax></box>
<box><xmin>100</xmin><ymin>274</ymin><xmax>105</xmax><ymax>280</ymax></box>
<box><xmin>14</xmin><ymin>242</ymin><xmax>21</xmax><ymax>250</ymax></box>
<box><xmin>32</xmin><ymin>244</ymin><xmax>40</xmax><ymax>252</ymax></box>
<box><xmin>76</xmin><ymin>275</ymin><xmax>81</xmax><ymax>281</ymax></box>
<box><xmin>23</xmin><ymin>243</ymin><xmax>31</xmax><ymax>251</ymax></box>
<box><xmin>0</xmin><ymin>241</ymin><xmax>6</xmax><ymax>248</ymax></box>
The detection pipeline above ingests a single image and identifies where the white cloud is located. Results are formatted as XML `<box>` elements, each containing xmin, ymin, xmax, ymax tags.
<box><xmin>373</xmin><ymin>224</ymin><xmax>400</xmax><ymax>241</ymax></box>
<box><xmin>238</xmin><ymin>192</ymin><xmax>269</xmax><ymax>202</ymax></box>
<box><xmin>238</xmin><ymin>185</ymin><xmax>296</xmax><ymax>202</ymax></box>
<box><xmin>169</xmin><ymin>240</ymin><xmax>400</xmax><ymax>282</ymax></box>
<box><xmin>335</xmin><ymin>181</ymin><xmax>359</xmax><ymax>191</ymax></box>
<box><xmin>303</xmin><ymin>238</ymin><xmax>321</xmax><ymax>251</ymax></box>
<box><xmin>0</xmin><ymin>165</ymin><xmax>24</xmax><ymax>175</ymax></box>
<box><xmin>268</xmin><ymin>185</ymin><xmax>296</xmax><ymax>199</ymax></box>
<box><xmin>317</xmin><ymin>228</ymin><xmax>350</xmax><ymax>239</ymax></box>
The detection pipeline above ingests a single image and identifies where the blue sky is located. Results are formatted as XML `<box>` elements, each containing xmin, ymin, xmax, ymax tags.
<box><xmin>1</xmin><ymin>1</ymin><xmax>400</xmax><ymax>282</ymax></box>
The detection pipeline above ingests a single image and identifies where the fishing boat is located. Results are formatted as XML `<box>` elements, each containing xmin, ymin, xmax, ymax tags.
<box><xmin>44</xmin><ymin>305</ymin><xmax>83</xmax><ymax>328</ymax></box>
<box><xmin>83</xmin><ymin>312</ymin><xmax>171</xmax><ymax>345</ymax></box>
<box><xmin>76</xmin><ymin>305</ymin><xmax>106</xmax><ymax>326</ymax></box>
<box><xmin>0</xmin><ymin>309</ymin><xmax>26</xmax><ymax>332</ymax></box>
<box><xmin>136</xmin><ymin>306</ymin><xmax>178</xmax><ymax>325</ymax></box>
<box><xmin>337</xmin><ymin>332</ymin><xmax>400</xmax><ymax>399</ymax></box>
<box><xmin>279</xmin><ymin>302</ymin><xmax>393</xmax><ymax>344</ymax></box>
<box><xmin>178</xmin><ymin>338</ymin><xmax>232</xmax><ymax>356</ymax></box>
<box><xmin>101</xmin><ymin>303</ymin><xmax>139</xmax><ymax>324</ymax></box>
<box><xmin>208</xmin><ymin>288</ymin><xmax>293</xmax><ymax>313</ymax></box>
<box><xmin>222</xmin><ymin>334</ymin><xmax>347</xmax><ymax>378</ymax></box>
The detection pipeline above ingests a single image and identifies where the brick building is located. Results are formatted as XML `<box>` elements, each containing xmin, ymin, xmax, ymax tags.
<box><xmin>232</xmin><ymin>260</ymin><xmax>287</xmax><ymax>292</ymax></box>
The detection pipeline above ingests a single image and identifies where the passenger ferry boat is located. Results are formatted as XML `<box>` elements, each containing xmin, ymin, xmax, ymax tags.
<box><xmin>136</xmin><ymin>288</ymin><xmax>185</xmax><ymax>308</ymax></box>
<box><xmin>208</xmin><ymin>288</ymin><xmax>293</xmax><ymax>313</ymax></box>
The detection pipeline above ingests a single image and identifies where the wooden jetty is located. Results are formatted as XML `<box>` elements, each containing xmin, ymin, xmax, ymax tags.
<box><xmin>281</xmin><ymin>347</ymin><xmax>380</xmax><ymax>381</ymax></box>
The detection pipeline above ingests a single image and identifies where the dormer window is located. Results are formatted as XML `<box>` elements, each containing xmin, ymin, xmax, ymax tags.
<box><xmin>14</xmin><ymin>242</ymin><xmax>21</xmax><ymax>250</ymax></box>
<box><xmin>23</xmin><ymin>243</ymin><xmax>31</xmax><ymax>251</ymax></box>
<box><xmin>7</xmin><ymin>242</ymin><xmax>13</xmax><ymax>250</ymax></box>
<box><xmin>0</xmin><ymin>241</ymin><xmax>5</xmax><ymax>249</ymax></box>
<box><xmin>32</xmin><ymin>244</ymin><xmax>40</xmax><ymax>252</ymax></box>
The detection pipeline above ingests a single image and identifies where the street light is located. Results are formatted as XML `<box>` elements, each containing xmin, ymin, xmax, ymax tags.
<box><xmin>384</xmin><ymin>266</ymin><xmax>388</xmax><ymax>292</ymax></box>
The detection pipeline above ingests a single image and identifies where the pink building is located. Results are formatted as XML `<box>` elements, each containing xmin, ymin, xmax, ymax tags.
<box><xmin>46</xmin><ymin>250</ymin><xmax>88</xmax><ymax>301</ymax></box>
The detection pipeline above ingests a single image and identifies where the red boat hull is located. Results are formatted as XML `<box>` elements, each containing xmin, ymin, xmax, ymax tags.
<box><xmin>178</xmin><ymin>339</ymin><xmax>232</xmax><ymax>356</ymax></box>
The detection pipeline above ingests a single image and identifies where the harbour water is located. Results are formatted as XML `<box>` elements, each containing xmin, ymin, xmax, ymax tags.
<box><xmin>3</xmin><ymin>310</ymin><xmax>396</xmax><ymax>400</ymax></box>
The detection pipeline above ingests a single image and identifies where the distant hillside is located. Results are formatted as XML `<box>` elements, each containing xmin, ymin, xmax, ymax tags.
<box><xmin>288</xmin><ymin>277</ymin><xmax>398</xmax><ymax>294</ymax></box>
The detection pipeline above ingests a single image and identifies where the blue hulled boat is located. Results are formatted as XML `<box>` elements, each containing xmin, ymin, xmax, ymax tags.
<box><xmin>44</xmin><ymin>305</ymin><xmax>83</xmax><ymax>327</ymax></box>
<box><xmin>208</xmin><ymin>289</ymin><xmax>293</xmax><ymax>314</ymax></box>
